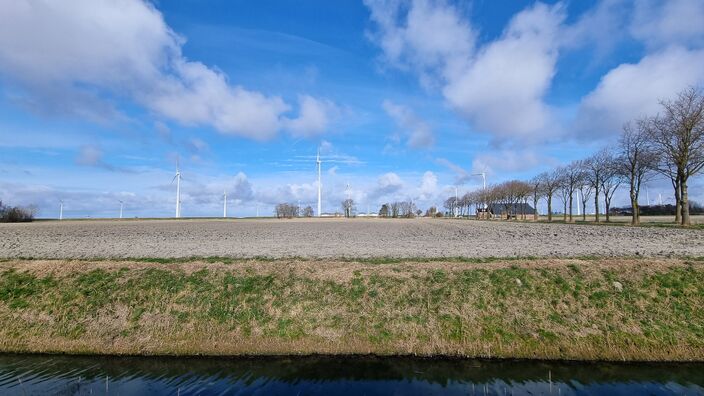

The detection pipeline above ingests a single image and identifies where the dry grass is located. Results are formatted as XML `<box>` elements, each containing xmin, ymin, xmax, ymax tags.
<box><xmin>0</xmin><ymin>257</ymin><xmax>703</xmax><ymax>361</ymax></box>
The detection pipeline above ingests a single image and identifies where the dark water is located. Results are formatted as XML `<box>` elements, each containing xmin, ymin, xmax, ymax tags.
<box><xmin>0</xmin><ymin>354</ymin><xmax>702</xmax><ymax>395</ymax></box>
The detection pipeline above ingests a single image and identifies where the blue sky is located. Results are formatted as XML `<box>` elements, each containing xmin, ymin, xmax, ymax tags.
<box><xmin>1</xmin><ymin>0</ymin><xmax>703</xmax><ymax>218</ymax></box>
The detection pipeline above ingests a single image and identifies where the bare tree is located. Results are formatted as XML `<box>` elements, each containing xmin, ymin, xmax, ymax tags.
<box><xmin>529</xmin><ymin>176</ymin><xmax>542</xmax><ymax>221</ymax></box>
<box><xmin>649</xmin><ymin>87</ymin><xmax>704</xmax><ymax>225</ymax></box>
<box><xmin>560</xmin><ymin>162</ymin><xmax>584</xmax><ymax>223</ymax></box>
<box><xmin>578</xmin><ymin>183</ymin><xmax>593</xmax><ymax>222</ymax></box>
<box><xmin>443</xmin><ymin>196</ymin><xmax>457</xmax><ymax>217</ymax></box>
<box><xmin>275</xmin><ymin>203</ymin><xmax>300</xmax><ymax>219</ymax></box>
<box><xmin>583</xmin><ymin>149</ymin><xmax>611</xmax><ymax>222</ymax></box>
<box><xmin>556</xmin><ymin>168</ymin><xmax>570</xmax><ymax>222</ymax></box>
<box><xmin>618</xmin><ymin>120</ymin><xmax>659</xmax><ymax>225</ymax></box>
<box><xmin>302</xmin><ymin>206</ymin><xmax>314</xmax><ymax>217</ymax></box>
<box><xmin>390</xmin><ymin>201</ymin><xmax>401</xmax><ymax>218</ymax></box>
<box><xmin>539</xmin><ymin>170</ymin><xmax>562</xmax><ymax>222</ymax></box>
<box><xmin>341</xmin><ymin>199</ymin><xmax>355</xmax><ymax>218</ymax></box>
<box><xmin>600</xmin><ymin>155</ymin><xmax>622</xmax><ymax>222</ymax></box>
<box><xmin>379</xmin><ymin>203</ymin><xmax>390</xmax><ymax>218</ymax></box>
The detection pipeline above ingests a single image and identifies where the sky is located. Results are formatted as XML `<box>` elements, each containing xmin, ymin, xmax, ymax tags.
<box><xmin>0</xmin><ymin>0</ymin><xmax>703</xmax><ymax>218</ymax></box>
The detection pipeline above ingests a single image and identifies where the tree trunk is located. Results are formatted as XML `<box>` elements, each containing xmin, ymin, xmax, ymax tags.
<box><xmin>672</xmin><ymin>176</ymin><xmax>681</xmax><ymax>224</ymax></box>
<box><xmin>533</xmin><ymin>196</ymin><xmax>539</xmax><ymax>221</ymax></box>
<box><xmin>547</xmin><ymin>195</ymin><xmax>553</xmax><ymax>222</ymax></box>
<box><xmin>582</xmin><ymin>200</ymin><xmax>587</xmax><ymax>221</ymax></box>
<box><xmin>681</xmin><ymin>174</ymin><xmax>690</xmax><ymax>226</ymax></box>
<box><xmin>563</xmin><ymin>200</ymin><xmax>567</xmax><ymax>222</ymax></box>
<box><xmin>603</xmin><ymin>190</ymin><xmax>611</xmax><ymax>222</ymax></box>
<box><xmin>594</xmin><ymin>181</ymin><xmax>600</xmax><ymax>223</ymax></box>
<box><xmin>630</xmin><ymin>181</ymin><xmax>640</xmax><ymax>226</ymax></box>
<box><xmin>568</xmin><ymin>192</ymin><xmax>574</xmax><ymax>222</ymax></box>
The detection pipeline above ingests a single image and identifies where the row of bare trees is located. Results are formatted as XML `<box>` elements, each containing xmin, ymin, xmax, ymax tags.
<box><xmin>275</xmin><ymin>203</ymin><xmax>314</xmax><ymax>218</ymax></box>
<box><xmin>379</xmin><ymin>201</ymin><xmax>417</xmax><ymax>218</ymax></box>
<box><xmin>442</xmin><ymin>87</ymin><xmax>703</xmax><ymax>226</ymax></box>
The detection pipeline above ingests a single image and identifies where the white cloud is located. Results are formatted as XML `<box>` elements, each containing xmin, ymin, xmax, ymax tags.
<box><xmin>231</xmin><ymin>172</ymin><xmax>254</xmax><ymax>200</ymax></box>
<box><xmin>382</xmin><ymin>100</ymin><xmax>434</xmax><ymax>149</ymax></box>
<box><xmin>285</xmin><ymin>95</ymin><xmax>339</xmax><ymax>138</ymax></box>
<box><xmin>366</xmin><ymin>1</ymin><xmax>566</xmax><ymax>142</ymax></box>
<box><xmin>418</xmin><ymin>171</ymin><xmax>437</xmax><ymax>200</ymax></box>
<box><xmin>631</xmin><ymin>0</ymin><xmax>704</xmax><ymax>49</ymax></box>
<box><xmin>471</xmin><ymin>150</ymin><xmax>550</xmax><ymax>177</ymax></box>
<box><xmin>371</xmin><ymin>172</ymin><xmax>404</xmax><ymax>198</ymax></box>
<box><xmin>364</xmin><ymin>0</ymin><xmax>475</xmax><ymax>88</ymax></box>
<box><xmin>442</xmin><ymin>3</ymin><xmax>565</xmax><ymax>141</ymax></box>
<box><xmin>436</xmin><ymin>157</ymin><xmax>470</xmax><ymax>184</ymax></box>
<box><xmin>0</xmin><ymin>0</ymin><xmax>334</xmax><ymax>140</ymax></box>
<box><xmin>576</xmin><ymin>46</ymin><xmax>704</xmax><ymax>137</ymax></box>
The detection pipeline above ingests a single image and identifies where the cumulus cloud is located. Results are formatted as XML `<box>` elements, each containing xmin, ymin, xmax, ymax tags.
<box><xmin>0</xmin><ymin>0</ymin><xmax>334</xmax><ymax>140</ymax></box>
<box><xmin>576</xmin><ymin>46</ymin><xmax>704</xmax><ymax>137</ymax></box>
<box><xmin>382</xmin><ymin>100</ymin><xmax>434</xmax><ymax>149</ymax></box>
<box><xmin>366</xmin><ymin>0</ymin><xmax>566</xmax><ymax>143</ymax></box>
<box><xmin>631</xmin><ymin>0</ymin><xmax>704</xmax><ymax>49</ymax></box>
<box><xmin>418</xmin><ymin>171</ymin><xmax>437</xmax><ymax>200</ymax></box>
<box><xmin>364</xmin><ymin>0</ymin><xmax>475</xmax><ymax>88</ymax></box>
<box><xmin>285</xmin><ymin>95</ymin><xmax>339</xmax><ymax>137</ymax></box>
<box><xmin>471</xmin><ymin>150</ymin><xmax>550</xmax><ymax>177</ymax></box>
<box><xmin>231</xmin><ymin>172</ymin><xmax>254</xmax><ymax>201</ymax></box>
<box><xmin>75</xmin><ymin>144</ymin><xmax>131</xmax><ymax>172</ymax></box>
<box><xmin>371</xmin><ymin>172</ymin><xmax>404</xmax><ymax>198</ymax></box>
<box><xmin>435</xmin><ymin>158</ymin><xmax>470</xmax><ymax>185</ymax></box>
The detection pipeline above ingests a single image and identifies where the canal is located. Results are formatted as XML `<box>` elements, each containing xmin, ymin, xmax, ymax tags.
<box><xmin>0</xmin><ymin>354</ymin><xmax>702</xmax><ymax>395</ymax></box>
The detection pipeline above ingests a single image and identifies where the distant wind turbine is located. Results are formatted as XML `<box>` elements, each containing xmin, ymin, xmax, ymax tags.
<box><xmin>317</xmin><ymin>148</ymin><xmax>322</xmax><ymax>217</ymax></box>
<box><xmin>119</xmin><ymin>200</ymin><xmax>123</xmax><ymax>219</ymax></box>
<box><xmin>172</xmin><ymin>159</ymin><xmax>181</xmax><ymax>218</ymax></box>
<box><xmin>59</xmin><ymin>200</ymin><xmax>63</xmax><ymax>220</ymax></box>
<box><xmin>223</xmin><ymin>190</ymin><xmax>227</xmax><ymax>218</ymax></box>
<box><xmin>471</xmin><ymin>172</ymin><xmax>487</xmax><ymax>209</ymax></box>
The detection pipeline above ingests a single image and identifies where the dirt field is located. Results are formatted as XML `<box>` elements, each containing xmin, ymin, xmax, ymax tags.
<box><xmin>1</xmin><ymin>218</ymin><xmax>702</xmax><ymax>258</ymax></box>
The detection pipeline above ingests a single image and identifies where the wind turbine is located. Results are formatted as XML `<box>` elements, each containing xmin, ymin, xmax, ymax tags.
<box><xmin>59</xmin><ymin>200</ymin><xmax>63</xmax><ymax>220</ymax></box>
<box><xmin>316</xmin><ymin>148</ymin><xmax>322</xmax><ymax>217</ymax></box>
<box><xmin>223</xmin><ymin>190</ymin><xmax>227</xmax><ymax>218</ymax></box>
<box><xmin>172</xmin><ymin>159</ymin><xmax>181</xmax><ymax>218</ymax></box>
<box><xmin>471</xmin><ymin>172</ymin><xmax>487</xmax><ymax>209</ymax></box>
<box><xmin>119</xmin><ymin>200</ymin><xmax>123</xmax><ymax>219</ymax></box>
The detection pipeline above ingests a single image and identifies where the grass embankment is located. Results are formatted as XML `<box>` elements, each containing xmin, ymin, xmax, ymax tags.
<box><xmin>0</xmin><ymin>257</ymin><xmax>702</xmax><ymax>361</ymax></box>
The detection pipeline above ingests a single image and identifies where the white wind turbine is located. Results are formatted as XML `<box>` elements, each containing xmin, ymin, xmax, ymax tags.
<box><xmin>471</xmin><ymin>171</ymin><xmax>487</xmax><ymax>209</ymax></box>
<box><xmin>172</xmin><ymin>159</ymin><xmax>182</xmax><ymax>218</ymax></box>
<box><xmin>119</xmin><ymin>200</ymin><xmax>123</xmax><ymax>219</ymax></box>
<box><xmin>59</xmin><ymin>200</ymin><xmax>64</xmax><ymax>220</ymax></box>
<box><xmin>316</xmin><ymin>148</ymin><xmax>322</xmax><ymax>217</ymax></box>
<box><xmin>223</xmin><ymin>190</ymin><xmax>227</xmax><ymax>218</ymax></box>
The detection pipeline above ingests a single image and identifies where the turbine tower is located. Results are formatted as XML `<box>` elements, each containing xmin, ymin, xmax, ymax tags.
<box><xmin>172</xmin><ymin>160</ymin><xmax>181</xmax><ymax>218</ymax></box>
<box><xmin>119</xmin><ymin>200</ymin><xmax>123</xmax><ymax>219</ymax></box>
<box><xmin>223</xmin><ymin>190</ymin><xmax>227</xmax><ymax>218</ymax></box>
<box><xmin>59</xmin><ymin>200</ymin><xmax>63</xmax><ymax>220</ymax></box>
<box><xmin>316</xmin><ymin>148</ymin><xmax>322</xmax><ymax>217</ymax></box>
<box><xmin>471</xmin><ymin>172</ymin><xmax>487</xmax><ymax>208</ymax></box>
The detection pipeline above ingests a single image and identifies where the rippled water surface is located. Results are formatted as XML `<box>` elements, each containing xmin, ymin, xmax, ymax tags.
<box><xmin>0</xmin><ymin>354</ymin><xmax>702</xmax><ymax>395</ymax></box>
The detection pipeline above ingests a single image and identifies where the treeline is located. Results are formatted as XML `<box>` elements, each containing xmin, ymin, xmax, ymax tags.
<box><xmin>0</xmin><ymin>201</ymin><xmax>35</xmax><ymax>223</ymax></box>
<box><xmin>379</xmin><ymin>201</ymin><xmax>419</xmax><ymax>218</ymax></box>
<box><xmin>444</xmin><ymin>87</ymin><xmax>704</xmax><ymax>226</ymax></box>
<box><xmin>274</xmin><ymin>203</ymin><xmax>313</xmax><ymax>219</ymax></box>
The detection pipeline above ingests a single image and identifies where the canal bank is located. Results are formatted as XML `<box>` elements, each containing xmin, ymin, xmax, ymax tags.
<box><xmin>0</xmin><ymin>257</ymin><xmax>702</xmax><ymax>361</ymax></box>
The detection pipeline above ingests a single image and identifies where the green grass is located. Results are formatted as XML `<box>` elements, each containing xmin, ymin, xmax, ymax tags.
<box><xmin>0</xmin><ymin>258</ymin><xmax>702</xmax><ymax>361</ymax></box>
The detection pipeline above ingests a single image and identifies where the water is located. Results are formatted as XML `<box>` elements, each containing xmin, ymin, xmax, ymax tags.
<box><xmin>0</xmin><ymin>354</ymin><xmax>702</xmax><ymax>395</ymax></box>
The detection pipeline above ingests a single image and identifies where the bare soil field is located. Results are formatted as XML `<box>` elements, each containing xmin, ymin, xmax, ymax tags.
<box><xmin>1</xmin><ymin>218</ymin><xmax>702</xmax><ymax>259</ymax></box>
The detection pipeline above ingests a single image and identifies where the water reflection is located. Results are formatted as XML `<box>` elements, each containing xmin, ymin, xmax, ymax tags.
<box><xmin>0</xmin><ymin>354</ymin><xmax>702</xmax><ymax>395</ymax></box>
